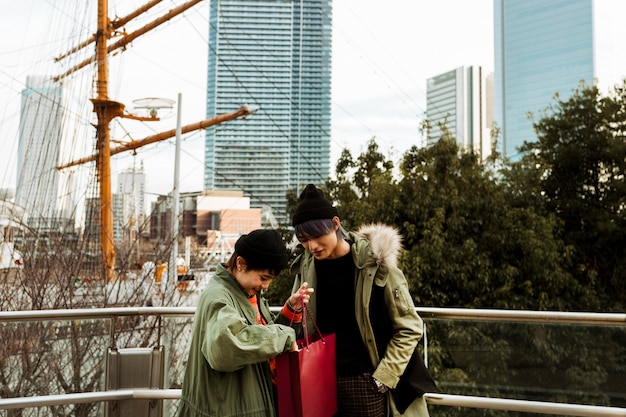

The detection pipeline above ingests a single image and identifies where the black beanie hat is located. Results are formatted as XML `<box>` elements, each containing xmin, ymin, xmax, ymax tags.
<box><xmin>292</xmin><ymin>184</ymin><xmax>338</xmax><ymax>226</ymax></box>
<box><xmin>235</xmin><ymin>229</ymin><xmax>289</xmax><ymax>271</ymax></box>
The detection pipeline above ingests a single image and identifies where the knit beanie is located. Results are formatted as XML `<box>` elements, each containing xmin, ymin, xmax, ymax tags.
<box><xmin>235</xmin><ymin>229</ymin><xmax>289</xmax><ymax>271</ymax></box>
<box><xmin>292</xmin><ymin>184</ymin><xmax>338</xmax><ymax>226</ymax></box>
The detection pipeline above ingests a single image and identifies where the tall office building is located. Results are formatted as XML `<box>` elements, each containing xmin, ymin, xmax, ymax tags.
<box><xmin>426</xmin><ymin>66</ymin><xmax>494</xmax><ymax>160</ymax></box>
<box><xmin>494</xmin><ymin>0</ymin><xmax>626</xmax><ymax>160</ymax></box>
<box><xmin>16</xmin><ymin>76</ymin><xmax>64</xmax><ymax>229</ymax></box>
<box><xmin>114</xmin><ymin>165</ymin><xmax>146</xmax><ymax>243</ymax></box>
<box><xmin>117</xmin><ymin>165</ymin><xmax>146</xmax><ymax>218</ymax></box>
<box><xmin>205</xmin><ymin>0</ymin><xmax>332</xmax><ymax>224</ymax></box>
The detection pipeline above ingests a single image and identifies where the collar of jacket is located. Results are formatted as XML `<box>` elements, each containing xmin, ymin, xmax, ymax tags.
<box><xmin>213</xmin><ymin>264</ymin><xmax>260</xmax><ymax>325</ymax></box>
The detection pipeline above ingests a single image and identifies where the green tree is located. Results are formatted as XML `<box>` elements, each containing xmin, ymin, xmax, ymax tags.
<box><xmin>514</xmin><ymin>80</ymin><xmax>626</xmax><ymax>310</ymax></box>
<box><xmin>316</xmin><ymin>133</ymin><xmax>593</xmax><ymax>311</ymax></box>
<box><xmin>326</xmin><ymin>139</ymin><xmax>398</xmax><ymax>229</ymax></box>
<box><xmin>398</xmin><ymin>136</ymin><xmax>586</xmax><ymax>311</ymax></box>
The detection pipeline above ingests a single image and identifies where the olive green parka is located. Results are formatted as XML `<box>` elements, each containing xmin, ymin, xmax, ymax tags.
<box><xmin>178</xmin><ymin>264</ymin><xmax>297</xmax><ymax>417</ymax></box>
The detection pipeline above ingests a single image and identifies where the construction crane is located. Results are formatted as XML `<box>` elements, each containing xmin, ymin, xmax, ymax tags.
<box><xmin>55</xmin><ymin>0</ymin><xmax>252</xmax><ymax>280</ymax></box>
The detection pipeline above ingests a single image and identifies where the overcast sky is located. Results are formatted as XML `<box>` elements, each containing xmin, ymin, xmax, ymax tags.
<box><xmin>0</xmin><ymin>0</ymin><xmax>494</xmax><ymax>198</ymax></box>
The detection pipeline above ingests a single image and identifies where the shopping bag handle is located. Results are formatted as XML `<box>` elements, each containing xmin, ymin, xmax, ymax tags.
<box><xmin>289</xmin><ymin>294</ymin><xmax>326</xmax><ymax>349</ymax></box>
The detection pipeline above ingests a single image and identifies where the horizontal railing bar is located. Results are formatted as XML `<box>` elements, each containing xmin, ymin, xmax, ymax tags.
<box><xmin>131</xmin><ymin>389</ymin><xmax>181</xmax><ymax>400</ymax></box>
<box><xmin>0</xmin><ymin>307</ymin><xmax>196</xmax><ymax>322</ymax></box>
<box><xmin>1</xmin><ymin>389</ymin><xmax>624</xmax><ymax>417</ymax></box>
<box><xmin>423</xmin><ymin>393</ymin><xmax>626</xmax><ymax>417</ymax></box>
<box><xmin>0</xmin><ymin>306</ymin><xmax>624</xmax><ymax>326</ymax></box>
<box><xmin>0</xmin><ymin>390</ymin><xmax>136</xmax><ymax>409</ymax></box>
<box><xmin>416</xmin><ymin>307</ymin><xmax>626</xmax><ymax>326</ymax></box>
<box><xmin>0</xmin><ymin>389</ymin><xmax>180</xmax><ymax>409</ymax></box>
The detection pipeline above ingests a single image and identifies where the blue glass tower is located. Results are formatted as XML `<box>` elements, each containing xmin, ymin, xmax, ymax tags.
<box><xmin>494</xmin><ymin>0</ymin><xmax>594</xmax><ymax>160</ymax></box>
<box><xmin>205</xmin><ymin>0</ymin><xmax>332</xmax><ymax>224</ymax></box>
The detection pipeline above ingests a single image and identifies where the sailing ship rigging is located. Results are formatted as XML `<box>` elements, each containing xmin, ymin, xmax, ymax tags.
<box><xmin>4</xmin><ymin>1</ymin><xmax>251</xmax><ymax>280</ymax></box>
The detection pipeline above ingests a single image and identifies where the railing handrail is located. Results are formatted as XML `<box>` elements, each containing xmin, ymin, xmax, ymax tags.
<box><xmin>416</xmin><ymin>307</ymin><xmax>626</xmax><ymax>326</ymax></box>
<box><xmin>0</xmin><ymin>306</ymin><xmax>624</xmax><ymax>326</ymax></box>
<box><xmin>0</xmin><ymin>306</ymin><xmax>196</xmax><ymax>322</ymax></box>
<box><xmin>0</xmin><ymin>389</ymin><xmax>624</xmax><ymax>417</ymax></box>
<box><xmin>424</xmin><ymin>393</ymin><xmax>626</xmax><ymax>417</ymax></box>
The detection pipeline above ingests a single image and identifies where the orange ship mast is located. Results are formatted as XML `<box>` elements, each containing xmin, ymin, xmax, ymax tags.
<box><xmin>93</xmin><ymin>0</ymin><xmax>117</xmax><ymax>279</ymax></box>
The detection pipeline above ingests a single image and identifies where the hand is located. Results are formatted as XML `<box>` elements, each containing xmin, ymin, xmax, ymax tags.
<box><xmin>373</xmin><ymin>377</ymin><xmax>388</xmax><ymax>393</ymax></box>
<box><xmin>287</xmin><ymin>282</ymin><xmax>314</xmax><ymax>312</ymax></box>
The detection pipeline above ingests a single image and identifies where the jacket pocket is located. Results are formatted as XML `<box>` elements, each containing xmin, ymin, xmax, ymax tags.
<box><xmin>392</xmin><ymin>285</ymin><xmax>413</xmax><ymax>316</ymax></box>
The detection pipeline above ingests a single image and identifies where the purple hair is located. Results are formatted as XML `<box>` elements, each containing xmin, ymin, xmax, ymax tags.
<box><xmin>295</xmin><ymin>218</ymin><xmax>345</xmax><ymax>242</ymax></box>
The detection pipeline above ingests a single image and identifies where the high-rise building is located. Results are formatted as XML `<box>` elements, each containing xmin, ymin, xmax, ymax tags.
<box><xmin>494</xmin><ymin>0</ymin><xmax>626</xmax><ymax>160</ymax></box>
<box><xmin>16</xmin><ymin>76</ymin><xmax>64</xmax><ymax>229</ymax></box>
<box><xmin>426</xmin><ymin>66</ymin><xmax>494</xmax><ymax>160</ymax></box>
<box><xmin>114</xmin><ymin>165</ymin><xmax>147</xmax><ymax>243</ymax></box>
<box><xmin>204</xmin><ymin>0</ymin><xmax>332</xmax><ymax>224</ymax></box>
<box><xmin>117</xmin><ymin>165</ymin><xmax>146</xmax><ymax>217</ymax></box>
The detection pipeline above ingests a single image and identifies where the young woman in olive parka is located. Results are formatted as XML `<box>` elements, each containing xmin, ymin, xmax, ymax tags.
<box><xmin>178</xmin><ymin>229</ymin><xmax>312</xmax><ymax>417</ymax></box>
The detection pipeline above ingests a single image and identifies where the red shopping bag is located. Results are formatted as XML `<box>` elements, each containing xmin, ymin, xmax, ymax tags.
<box><xmin>276</xmin><ymin>306</ymin><xmax>337</xmax><ymax>417</ymax></box>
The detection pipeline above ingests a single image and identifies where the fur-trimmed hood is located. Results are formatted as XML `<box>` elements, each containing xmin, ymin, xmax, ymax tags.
<box><xmin>354</xmin><ymin>223</ymin><xmax>403</xmax><ymax>269</ymax></box>
<box><xmin>289</xmin><ymin>223</ymin><xmax>404</xmax><ymax>271</ymax></box>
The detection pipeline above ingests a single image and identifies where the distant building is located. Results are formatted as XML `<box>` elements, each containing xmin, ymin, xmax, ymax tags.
<box><xmin>150</xmin><ymin>189</ymin><xmax>262</xmax><ymax>247</ymax></box>
<box><xmin>195</xmin><ymin>190</ymin><xmax>260</xmax><ymax>240</ymax></box>
<box><xmin>426</xmin><ymin>66</ymin><xmax>494</xmax><ymax>160</ymax></box>
<box><xmin>114</xmin><ymin>165</ymin><xmax>147</xmax><ymax>243</ymax></box>
<box><xmin>117</xmin><ymin>165</ymin><xmax>146</xmax><ymax>217</ymax></box>
<box><xmin>494</xmin><ymin>0</ymin><xmax>626</xmax><ymax>160</ymax></box>
<box><xmin>16</xmin><ymin>76</ymin><xmax>65</xmax><ymax>229</ymax></box>
<box><xmin>204</xmin><ymin>0</ymin><xmax>332</xmax><ymax>224</ymax></box>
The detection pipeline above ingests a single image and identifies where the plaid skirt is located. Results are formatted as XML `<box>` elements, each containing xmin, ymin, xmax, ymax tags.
<box><xmin>335</xmin><ymin>373</ymin><xmax>387</xmax><ymax>417</ymax></box>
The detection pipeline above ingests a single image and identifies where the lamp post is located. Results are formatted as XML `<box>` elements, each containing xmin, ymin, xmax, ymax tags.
<box><xmin>168</xmin><ymin>93</ymin><xmax>183</xmax><ymax>291</ymax></box>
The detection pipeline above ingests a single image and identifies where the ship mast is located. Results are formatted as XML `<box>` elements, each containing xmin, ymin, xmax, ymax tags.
<box><xmin>55</xmin><ymin>0</ymin><xmax>251</xmax><ymax>280</ymax></box>
<box><xmin>93</xmin><ymin>0</ymin><xmax>119</xmax><ymax>279</ymax></box>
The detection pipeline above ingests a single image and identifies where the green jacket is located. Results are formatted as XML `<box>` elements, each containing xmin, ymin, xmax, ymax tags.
<box><xmin>178</xmin><ymin>264</ymin><xmax>297</xmax><ymax>417</ymax></box>
<box><xmin>289</xmin><ymin>224</ymin><xmax>429</xmax><ymax>417</ymax></box>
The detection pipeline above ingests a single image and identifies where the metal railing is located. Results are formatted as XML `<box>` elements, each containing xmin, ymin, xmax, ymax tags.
<box><xmin>1</xmin><ymin>306</ymin><xmax>623</xmax><ymax>325</ymax></box>
<box><xmin>0</xmin><ymin>307</ymin><xmax>625</xmax><ymax>416</ymax></box>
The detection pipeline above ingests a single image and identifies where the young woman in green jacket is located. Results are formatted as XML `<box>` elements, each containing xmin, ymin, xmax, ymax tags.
<box><xmin>178</xmin><ymin>229</ymin><xmax>313</xmax><ymax>417</ymax></box>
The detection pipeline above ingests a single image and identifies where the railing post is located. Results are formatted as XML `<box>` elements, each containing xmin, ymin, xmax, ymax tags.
<box><xmin>423</xmin><ymin>321</ymin><xmax>428</xmax><ymax>367</ymax></box>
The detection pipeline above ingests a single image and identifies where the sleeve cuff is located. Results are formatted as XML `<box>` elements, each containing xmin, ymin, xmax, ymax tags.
<box><xmin>281</xmin><ymin>304</ymin><xmax>303</xmax><ymax>323</ymax></box>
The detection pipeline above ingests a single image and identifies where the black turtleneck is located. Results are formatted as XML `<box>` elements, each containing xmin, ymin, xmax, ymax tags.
<box><xmin>314</xmin><ymin>250</ymin><xmax>373</xmax><ymax>376</ymax></box>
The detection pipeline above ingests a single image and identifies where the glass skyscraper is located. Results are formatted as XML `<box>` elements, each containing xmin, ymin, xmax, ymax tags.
<box><xmin>204</xmin><ymin>0</ymin><xmax>332</xmax><ymax>224</ymax></box>
<box><xmin>494</xmin><ymin>0</ymin><xmax>594</xmax><ymax>160</ymax></box>
<box><xmin>16</xmin><ymin>76</ymin><xmax>64</xmax><ymax>227</ymax></box>
<box><xmin>426</xmin><ymin>66</ymin><xmax>494</xmax><ymax>161</ymax></box>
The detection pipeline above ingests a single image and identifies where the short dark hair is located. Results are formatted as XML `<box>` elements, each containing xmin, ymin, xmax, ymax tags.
<box><xmin>295</xmin><ymin>218</ymin><xmax>344</xmax><ymax>242</ymax></box>
<box><xmin>225</xmin><ymin>251</ymin><xmax>284</xmax><ymax>276</ymax></box>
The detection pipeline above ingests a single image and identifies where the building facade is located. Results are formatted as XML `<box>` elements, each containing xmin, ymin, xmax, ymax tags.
<box><xmin>16</xmin><ymin>76</ymin><xmax>64</xmax><ymax>228</ymax></box>
<box><xmin>204</xmin><ymin>0</ymin><xmax>332</xmax><ymax>224</ymax></box>
<box><xmin>150</xmin><ymin>189</ymin><xmax>262</xmax><ymax>255</ymax></box>
<box><xmin>117</xmin><ymin>165</ymin><xmax>146</xmax><ymax>218</ymax></box>
<box><xmin>114</xmin><ymin>165</ymin><xmax>147</xmax><ymax>243</ymax></box>
<box><xmin>426</xmin><ymin>66</ymin><xmax>494</xmax><ymax>160</ymax></box>
<box><xmin>494</xmin><ymin>0</ymin><xmax>626</xmax><ymax>160</ymax></box>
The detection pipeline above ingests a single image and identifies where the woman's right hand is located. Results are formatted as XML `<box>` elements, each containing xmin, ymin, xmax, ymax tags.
<box><xmin>286</xmin><ymin>282</ymin><xmax>314</xmax><ymax>312</ymax></box>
